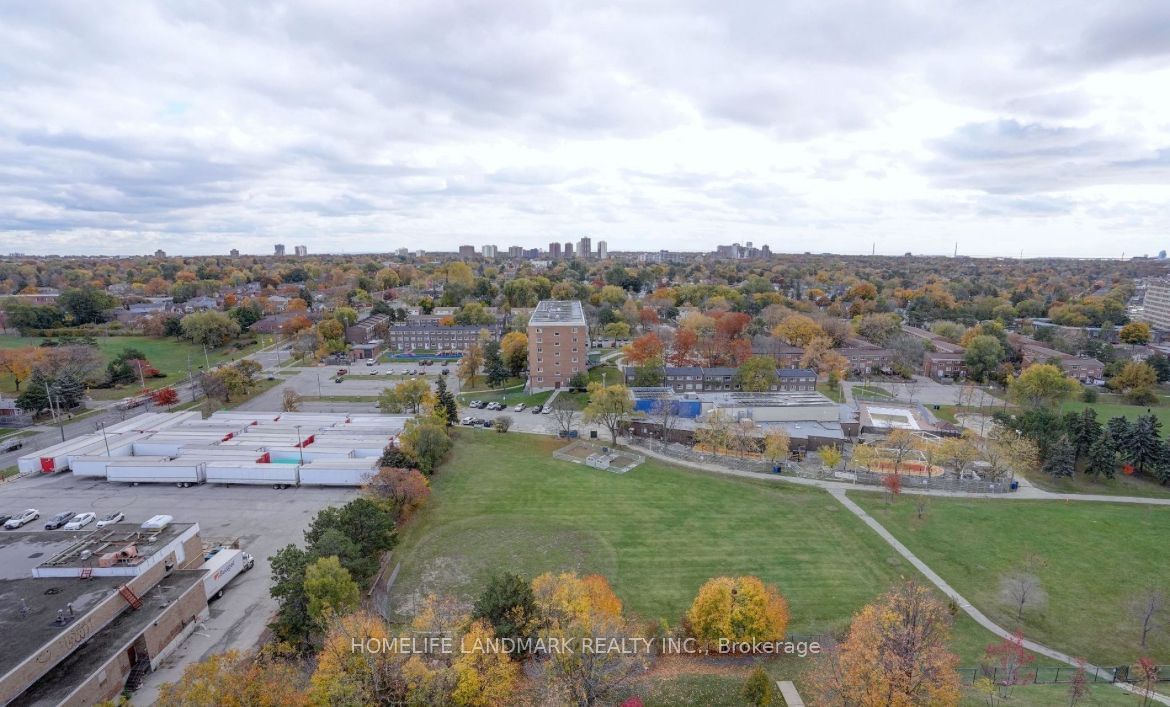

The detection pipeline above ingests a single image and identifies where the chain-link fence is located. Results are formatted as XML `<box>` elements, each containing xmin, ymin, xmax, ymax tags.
<box><xmin>631</xmin><ymin>439</ymin><xmax>1013</xmax><ymax>493</ymax></box>
<box><xmin>956</xmin><ymin>664</ymin><xmax>1169</xmax><ymax>686</ymax></box>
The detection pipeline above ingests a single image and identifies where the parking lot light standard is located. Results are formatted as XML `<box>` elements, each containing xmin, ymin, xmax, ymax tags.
<box><xmin>295</xmin><ymin>424</ymin><xmax>304</xmax><ymax>464</ymax></box>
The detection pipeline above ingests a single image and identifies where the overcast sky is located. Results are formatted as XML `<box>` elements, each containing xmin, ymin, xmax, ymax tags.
<box><xmin>2</xmin><ymin>1</ymin><xmax>1169</xmax><ymax>258</ymax></box>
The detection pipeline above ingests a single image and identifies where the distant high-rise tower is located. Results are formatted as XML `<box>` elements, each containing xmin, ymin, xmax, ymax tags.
<box><xmin>229</xmin><ymin>248</ymin><xmax>240</xmax><ymax>257</ymax></box>
<box><xmin>577</xmin><ymin>236</ymin><xmax>591</xmax><ymax>258</ymax></box>
<box><xmin>154</xmin><ymin>249</ymin><xmax>166</xmax><ymax>258</ymax></box>
<box><xmin>597</xmin><ymin>240</ymin><xmax>608</xmax><ymax>259</ymax></box>
<box><xmin>564</xmin><ymin>242</ymin><xmax>574</xmax><ymax>257</ymax></box>
<box><xmin>294</xmin><ymin>245</ymin><xmax>308</xmax><ymax>256</ymax></box>
<box><xmin>274</xmin><ymin>244</ymin><xmax>286</xmax><ymax>256</ymax></box>
<box><xmin>482</xmin><ymin>245</ymin><xmax>498</xmax><ymax>259</ymax></box>
<box><xmin>458</xmin><ymin>245</ymin><xmax>476</xmax><ymax>258</ymax></box>
<box><xmin>508</xmin><ymin>246</ymin><xmax>524</xmax><ymax>259</ymax></box>
<box><xmin>549</xmin><ymin>242</ymin><xmax>562</xmax><ymax>258</ymax></box>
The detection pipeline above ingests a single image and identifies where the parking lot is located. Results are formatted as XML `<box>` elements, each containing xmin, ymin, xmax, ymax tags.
<box><xmin>0</xmin><ymin>470</ymin><xmax>357</xmax><ymax>702</ymax></box>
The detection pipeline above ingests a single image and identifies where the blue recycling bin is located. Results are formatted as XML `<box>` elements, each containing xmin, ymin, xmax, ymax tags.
<box><xmin>772</xmin><ymin>465</ymin><xmax>782</xmax><ymax>474</ymax></box>
<box><xmin>1010</xmin><ymin>481</ymin><xmax>1019</xmax><ymax>491</ymax></box>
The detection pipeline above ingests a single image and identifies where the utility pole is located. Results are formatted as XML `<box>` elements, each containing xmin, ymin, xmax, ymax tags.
<box><xmin>203</xmin><ymin>344</ymin><xmax>210</xmax><ymax>370</ymax></box>
<box><xmin>96</xmin><ymin>421</ymin><xmax>111</xmax><ymax>456</ymax></box>
<box><xmin>44</xmin><ymin>381</ymin><xmax>65</xmax><ymax>442</ymax></box>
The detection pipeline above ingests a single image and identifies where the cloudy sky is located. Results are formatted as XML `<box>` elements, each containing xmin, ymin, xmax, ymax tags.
<box><xmin>2</xmin><ymin>1</ymin><xmax>1169</xmax><ymax>257</ymax></box>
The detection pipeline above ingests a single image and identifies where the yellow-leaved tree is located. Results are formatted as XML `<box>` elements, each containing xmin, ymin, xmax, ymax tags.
<box><xmin>686</xmin><ymin>576</ymin><xmax>790</xmax><ymax>645</ymax></box>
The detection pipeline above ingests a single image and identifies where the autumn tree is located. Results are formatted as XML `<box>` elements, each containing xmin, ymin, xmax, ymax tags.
<box><xmin>180</xmin><ymin>310</ymin><xmax>241</xmax><ymax>347</ymax></box>
<box><xmin>734</xmin><ymin>355</ymin><xmax>780</xmax><ymax>392</ymax></box>
<box><xmin>623</xmin><ymin>332</ymin><xmax>665</xmax><ymax>366</ymax></box>
<box><xmin>532</xmin><ymin>572</ymin><xmax>646</xmax><ymax>705</ymax></box>
<box><xmin>157</xmin><ymin>649</ymin><xmax>309</xmax><ymax>707</ymax></box>
<box><xmin>281</xmin><ymin>387</ymin><xmax>303</xmax><ymax>412</ymax></box>
<box><xmin>1110</xmin><ymin>361</ymin><xmax>1158</xmax><ymax>405</ymax></box>
<box><xmin>1009</xmin><ymin>364</ymin><xmax>1080</xmax><ymax>409</ymax></box>
<box><xmin>762</xmin><ymin>429</ymin><xmax>790</xmax><ymax>468</ymax></box>
<box><xmin>499</xmin><ymin>331</ymin><xmax>529</xmax><ymax>376</ymax></box>
<box><xmin>304</xmin><ymin>555</ymin><xmax>361</xmax><ymax>625</ymax></box>
<box><xmin>378</xmin><ymin>378</ymin><xmax>433</xmax><ymax>414</ymax></box>
<box><xmin>458</xmin><ymin>343</ymin><xmax>484</xmax><ymax>389</ymax></box>
<box><xmin>1120</xmin><ymin>321</ymin><xmax>1152</xmax><ymax>346</ymax></box>
<box><xmin>801</xmin><ymin>336</ymin><xmax>849</xmax><ymax>378</ymax></box>
<box><xmin>687</xmin><ymin>576</ymin><xmax>789</xmax><ymax>645</ymax></box>
<box><xmin>0</xmin><ymin>348</ymin><xmax>36</xmax><ymax>392</ymax></box>
<box><xmin>364</xmin><ymin>467</ymin><xmax>430</xmax><ymax>521</ymax></box>
<box><xmin>452</xmin><ymin>619</ymin><xmax>521</xmax><ymax>706</ymax></box>
<box><xmin>397</xmin><ymin>418</ymin><xmax>453</xmax><ymax>473</ymax></box>
<box><xmin>773</xmin><ymin>314</ymin><xmax>825</xmax><ymax>347</ymax></box>
<box><xmin>310</xmin><ymin>611</ymin><xmax>409</xmax><ymax>705</ymax></box>
<box><xmin>583</xmin><ymin>382</ymin><xmax>633</xmax><ymax>445</ymax></box>
<box><xmin>808</xmin><ymin>580</ymin><xmax>961</xmax><ymax>706</ymax></box>
<box><xmin>151</xmin><ymin>387</ymin><xmax>179</xmax><ymax>407</ymax></box>
<box><xmin>820</xmin><ymin>445</ymin><xmax>842</xmax><ymax>470</ymax></box>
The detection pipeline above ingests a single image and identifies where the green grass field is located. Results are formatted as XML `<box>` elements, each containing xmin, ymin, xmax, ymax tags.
<box><xmin>852</xmin><ymin>384</ymin><xmax>894</xmax><ymax>399</ymax></box>
<box><xmin>850</xmin><ymin>493</ymin><xmax>1170</xmax><ymax>666</ymax></box>
<box><xmin>0</xmin><ymin>335</ymin><xmax>264</xmax><ymax>398</ymax></box>
<box><xmin>389</xmin><ymin>432</ymin><xmax>1020</xmax><ymax>667</ymax></box>
<box><xmin>1061</xmin><ymin>397</ymin><xmax>1170</xmax><ymax>430</ymax></box>
<box><xmin>816</xmin><ymin>382</ymin><xmax>844</xmax><ymax>403</ymax></box>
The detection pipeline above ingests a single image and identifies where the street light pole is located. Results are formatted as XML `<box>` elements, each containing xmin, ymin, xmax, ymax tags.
<box><xmin>96</xmin><ymin>422</ymin><xmax>111</xmax><ymax>456</ymax></box>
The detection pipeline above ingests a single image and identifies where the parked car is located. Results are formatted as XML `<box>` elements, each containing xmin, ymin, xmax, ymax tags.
<box><xmin>44</xmin><ymin>511</ymin><xmax>76</xmax><ymax>530</ymax></box>
<box><xmin>64</xmin><ymin>512</ymin><xmax>96</xmax><ymax>530</ymax></box>
<box><xmin>482</xmin><ymin>419</ymin><xmax>494</xmax><ymax>428</ymax></box>
<box><xmin>366</xmin><ymin>360</ymin><xmax>376</xmax><ymax>366</ymax></box>
<box><xmin>461</xmin><ymin>416</ymin><xmax>474</xmax><ymax>425</ymax></box>
<box><xmin>514</xmin><ymin>403</ymin><xmax>526</xmax><ymax>412</ymax></box>
<box><xmin>335</xmin><ymin>377</ymin><xmax>343</xmax><ymax>383</ymax></box>
<box><xmin>1</xmin><ymin>438</ymin><xmax>23</xmax><ymax>453</ymax></box>
<box><xmin>4</xmin><ymin>509</ymin><xmax>38</xmax><ymax>529</ymax></box>
<box><xmin>542</xmin><ymin>405</ymin><xmax>552</xmax><ymax>414</ymax></box>
<box><xmin>531</xmin><ymin>406</ymin><xmax>543</xmax><ymax>414</ymax></box>
<box><xmin>0</xmin><ymin>513</ymin><xmax>11</xmax><ymax>526</ymax></box>
<box><xmin>336</xmin><ymin>369</ymin><xmax>349</xmax><ymax>376</ymax></box>
<box><xmin>95</xmin><ymin>511</ymin><xmax>125</xmax><ymax>528</ymax></box>
<box><xmin>441</xmin><ymin>368</ymin><xmax>450</xmax><ymax>375</ymax></box>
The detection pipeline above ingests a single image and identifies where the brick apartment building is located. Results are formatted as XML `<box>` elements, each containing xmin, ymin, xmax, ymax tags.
<box><xmin>527</xmin><ymin>300</ymin><xmax>589</xmax><ymax>390</ymax></box>
<box><xmin>384</xmin><ymin>324</ymin><xmax>494</xmax><ymax>353</ymax></box>
<box><xmin>344</xmin><ymin>313</ymin><xmax>390</xmax><ymax>344</ymax></box>
<box><xmin>1009</xmin><ymin>334</ymin><xmax>1106</xmax><ymax>382</ymax></box>
<box><xmin>923</xmin><ymin>350</ymin><xmax>968</xmax><ymax>379</ymax></box>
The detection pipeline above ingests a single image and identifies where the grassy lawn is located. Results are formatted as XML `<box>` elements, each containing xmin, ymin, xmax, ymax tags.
<box><xmin>1</xmin><ymin>465</ymin><xmax>17</xmax><ymax>480</ymax></box>
<box><xmin>853</xmin><ymin>384</ymin><xmax>894</xmax><ymax>399</ymax></box>
<box><xmin>817</xmin><ymin>382</ymin><xmax>844</xmax><ymax>403</ymax></box>
<box><xmin>389</xmin><ymin>432</ymin><xmax>1016</xmax><ymax>664</ymax></box>
<box><xmin>1060</xmin><ymin>397</ymin><xmax>1170</xmax><ymax>430</ymax></box>
<box><xmin>849</xmin><ymin>493</ymin><xmax>1170</xmax><ymax>666</ymax></box>
<box><xmin>0</xmin><ymin>335</ymin><xmax>265</xmax><ymax>398</ymax></box>
<box><xmin>457</xmin><ymin>386</ymin><xmax>552</xmax><ymax>408</ymax></box>
<box><xmin>1021</xmin><ymin>466</ymin><xmax>1170</xmax><ymax>499</ymax></box>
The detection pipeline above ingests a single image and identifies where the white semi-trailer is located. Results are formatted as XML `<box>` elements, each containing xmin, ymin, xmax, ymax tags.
<box><xmin>205</xmin><ymin>461</ymin><xmax>299</xmax><ymax>488</ymax></box>
<box><xmin>106</xmin><ymin>461</ymin><xmax>206</xmax><ymax>487</ymax></box>
<box><xmin>201</xmin><ymin>548</ymin><xmax>255</xmax><ymax>600</ymax></box>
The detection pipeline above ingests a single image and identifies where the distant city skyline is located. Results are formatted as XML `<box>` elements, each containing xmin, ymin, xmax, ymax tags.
<box><xmin>2</xmin><ymin>2</ymin><xmax>1170</xmax><ymax>258</ymax></box>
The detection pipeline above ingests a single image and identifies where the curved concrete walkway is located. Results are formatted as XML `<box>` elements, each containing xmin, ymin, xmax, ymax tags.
<box><xmin>630</xmin><ymin>442</ymin><xmax>1170</xmax><ymax>703</ymax></box>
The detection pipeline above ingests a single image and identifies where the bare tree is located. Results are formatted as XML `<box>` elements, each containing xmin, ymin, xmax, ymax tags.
<box><xmin>649</xmin><ymin>397</ymin><xmax>678</xmax><ymax>450</ymax></box>
<box><xmin>901</xmin><ymin>376</ymin><xmax>923</xmax><ymax>404</ymax></box>
<box><xmin>281</xmin><ymin>387</ymin><xmax>303</xmax><ymax>412</ymax></box>
<box><xmin>914</xmin><ymin>496</ymin><xmax>929</xmax><ymax>521</ymax></box>
<box><xmin>1129</xmin><ymin>586</ymin><xmax>1168</xmax><ymax>649</ymax></box>
<box><xmin>999</xmin><ymin>572</ymin><xmax>1047</xmax><ymax>621</ymax></box>
<box><xmin>551</xmin><ymin>398</ymin><xmax>579</xmax><ymax>436</ymax></box>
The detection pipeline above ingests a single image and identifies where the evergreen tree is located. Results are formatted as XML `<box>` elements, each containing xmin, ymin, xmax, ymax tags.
<box><xmin>1064</xmin><ymin>408</ymin><xmax>1101</xmax><ymax>466</ymax></box>
<box><xmin>1042</xmin><ymin>435</ymin><xmax>1076</xmax><ymax>478</ymax></box>
<box><xmin>1106</xmin><ymin>416</ymin><xmax>1131</xmax><ymax>454</ymax></box>
<box><xmin>16</xmin><ymin>370</ymin><xmax>53</xmax><ymax>414</ymax></box>
<box><xmin>742</xmin><ymin>666</ymin><xmax>776</xmax><ymax>706</ymax></box>
<box><xmin>435</xmin><ymin>376</ymin><xmax>458</xmax><ymax>426</ymax></box>
<box><xmin>1085</xmin><ymin>431</ymin><xmax>1117</xmax><ymax>479</ymax></box>
<box><xmin>1125</xmin><ymin>413</ymin><xmax>1163</xmax><ymax>477</ymax></box>
<box><xmin>484</xmin><ymin>341</ymin><xmax>508</xmax><ymax>388</ymax></box>
<box><xmin>52</xmin><ymin>371</ymin><xmax>86</xmax><ymax>409</ymax></box>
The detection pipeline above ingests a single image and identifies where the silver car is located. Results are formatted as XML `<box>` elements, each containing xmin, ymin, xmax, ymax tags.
<box><xmin>4</xmin><ymin>509</ymin><xmax>39</xmax><ymax>529</ymax></box>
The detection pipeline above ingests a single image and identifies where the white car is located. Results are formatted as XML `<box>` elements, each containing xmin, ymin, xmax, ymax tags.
<box><xmin>514</xmin><ymin>403</ymin><xmax>526</xmax><ymax>412</ymax></box>
<box><xmin>4</xmin><ymin>509</ymin><xmax>39</xmax><ymax>529</ymax></box>
<box><xmin>95</xmin><ymin>511</ymin><xmax>125</xmax><ymax>528</ymax></box>
<box><xmin>64</xmin><ymin>512</ymin><xmax>96</xmax><ymax>530</ymax></box>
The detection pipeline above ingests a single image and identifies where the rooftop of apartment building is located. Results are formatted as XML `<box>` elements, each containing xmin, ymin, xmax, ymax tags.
<box><xmin>528</xmin><ymin>300</ymin><xmax>587</xmax><ymax>326</ymax></box>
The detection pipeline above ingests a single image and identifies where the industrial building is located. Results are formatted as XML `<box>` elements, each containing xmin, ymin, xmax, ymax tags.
<box><xmin>0</xmin><ymin>518</ymin><xmax>218</xmax><ymax>705</ymax></box>
<box><xmin>15</xmin><ymin>411</ymin><xmax>406</xmax><ymax>487</ymax></box>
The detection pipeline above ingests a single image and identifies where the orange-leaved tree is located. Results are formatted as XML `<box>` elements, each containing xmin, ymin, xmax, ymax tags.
<box><xmin>808</xmin><ymin>579</ymin><xmax>961</xmax><ymax>706</ymax></box>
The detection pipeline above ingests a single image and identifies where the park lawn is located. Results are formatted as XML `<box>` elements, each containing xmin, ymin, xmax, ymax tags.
<box><xmin>849</xmin><ymin>493</ymin><xmax>1170</xmax><ymax>666</ymax></box>
<box><xmin>388</xmin><ymin>432</ymin><xmax>1018</xmax><ymax>663</ymax></box>
<box><xmin>457</xmin><ymin>387</ymin><xmax>551</xmax><ymax>408</ymax></box>
<box><xmin>1060</xmin><ymin>398</ymin><xmax>1170</xmax><ymax>430</ymax></box>
<box><xmin>0</xmin><ymin>335</ymin><xmax>264</xmax><ymax>397</ymax></box>
<box><xmin>853</xmin><ymin>384</ymin><xmax>894</xmax><ymax>399</ymax></box>
<box><xmin>1021</xmin><ymin>466</ymin><xmax>1170</xmax><ymax>499</ymax></box>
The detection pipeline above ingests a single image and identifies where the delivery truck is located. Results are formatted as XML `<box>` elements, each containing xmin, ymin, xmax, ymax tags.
<box><xmin>201</xmin><ymin>547</ymin><xmax>255</xmax><ymax>600</ymax></box>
